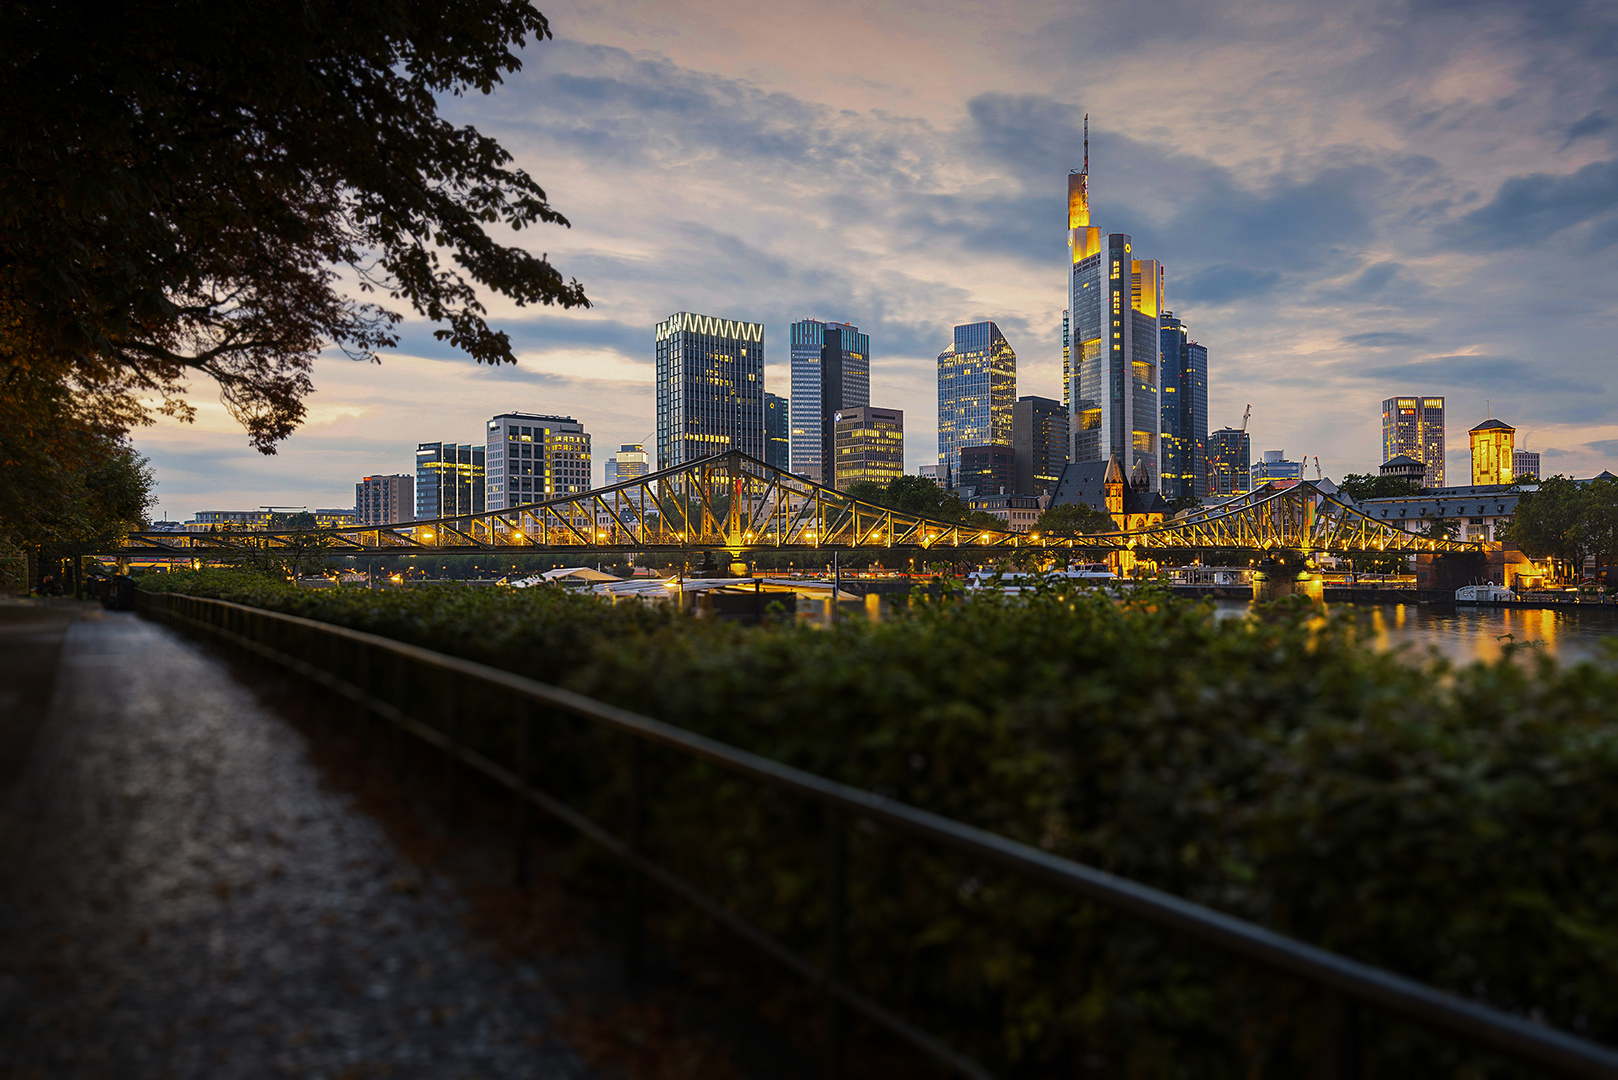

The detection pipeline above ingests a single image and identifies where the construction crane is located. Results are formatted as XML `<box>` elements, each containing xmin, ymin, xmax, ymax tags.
<box><xmin>1312</xmin><ymin>455</ymin><xmax>1322</xmax><ymax>481</ymax></box>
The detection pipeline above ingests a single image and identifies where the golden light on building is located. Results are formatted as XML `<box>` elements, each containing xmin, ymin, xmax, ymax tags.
<box><xmin>1469</xmin><ymin>417</ymin><xmax>1515</xmax><ymax>486</ymax></box>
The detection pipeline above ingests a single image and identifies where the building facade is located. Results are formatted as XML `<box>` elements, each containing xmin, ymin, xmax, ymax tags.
<box><xmin>965</xmin><ymin>493</ymin><xmax>1046</xmax><ymax>534</ymax></box>
<box><xmin>764</xmin><ymin>392</ymin><xmax>790</xmax><ymax>470</ymax></box>
<box><xmin>1250</xmin><ymin>449</ymin><xmax>1304</xmax><ymax>489</ymax></box>
<box><xmin>604</xmin><ymin>443</ymin><xmax>650</xmax><ymax>487</ymax></box>
<box><xmin>416</xmin><ymin>442</ymin><xmax>485</xmax><ymax>519</ymax></box>
<box><xmin>356</xmin><ymin>474</ymin><xmax>413</xmax><ymax>525</ymax></box>
<box><xmin>1382</xmin><ymin>396</ymin><xmax>1446</xmax><ymax>487</ymax></box>
<box><xmin>656</xmin><ymin>312</ymin><xmax>765</xmax><ymax>470</ymax></box>
<box><xmin>1066</xmin><ymin>139</ymin><xmax>1164</xmax><ymax>490</ymax></box>
<box><xmin>1208</xmin><ymin>427</ymin><xmax>1251</xmax><ymax>497</ymax></box>
<box><xmin>937</xmin><ymin>321</ymin><xmax>1016</xmax><ymax>484</ymax></box>
<box><xmin>1013</xmin><ymin>395</ymin><xmax>1069</xmax><ymax>496</ymax></box>
<box><xmin>789</xmin><ymin>319</ymin><xmax>868</xmax><ymax>483</ymax></box>
<box><xmin>1470</xmin><ymin>418</ymin><xmax>1515</xmax><ymax>486</ymax></box>
<box><xmin>1360</xmin><ymin>484</ymin><xmax>1523</xmax><ymax>544</ymax></box>
<box><xmin>958</xmin><ymin>444</ymin><xmax>1016</xmax><ymax>497</ymax></box>
<box><xmin>1159</xmin><ymin>311</ymin><xmax>1208</xmax><ymax>499</ymax></box>
<box><xmin>832</xmin><ymin>406</ymin><xmax>904</xmax><ymax>491</ymax></box>
<box><xmin>484</xmin><ymin>413</ymin><xmax>589</xmax><ymax>511</ymax></box>
<box><xmin>1514</xmin><ymin>448</ymin><xmax>1541</xmax><ymax>481</ymax></box>
<box><xmin>193</xmin><ymin>510</ymin><xmax>273</xmax><ymax>529</ymax></box>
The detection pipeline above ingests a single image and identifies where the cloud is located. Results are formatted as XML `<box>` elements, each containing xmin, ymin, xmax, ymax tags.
<box><xmin>1438</xmin><ymin>159</ymin><xmax>1618</xmax><ymax>250</ymax></box>
<box><xmin>1177</xmin><ymin>265</ymin><xmax>1282</xmax><ymax>304</ymax></box>
<box><xmin>1561</xmin><ymin>111</ymin><xmax>1612</xmax><ymax>150</ymax></box>
<box><xmin>1584</xmin><ymin>438</ymin><xmax>1618</xmax><ymax>456</ymax></box>
<box><xmin>1342</xmin><ymin>331</ymin><xmax>1428</xmax><ymax>347</ymax></box>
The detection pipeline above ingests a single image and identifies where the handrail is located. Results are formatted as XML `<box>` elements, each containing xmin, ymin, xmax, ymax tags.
<box><xmin>136</xmin><ymin>589</ymin><xmax>1618</xmax><ymax>1078</ymax></box>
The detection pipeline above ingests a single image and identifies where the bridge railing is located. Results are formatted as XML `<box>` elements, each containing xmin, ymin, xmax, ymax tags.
<box><xmin>135</xmin><ymin>588</ymin><xmax>1618</xmax><ymax>1079</ymax></box>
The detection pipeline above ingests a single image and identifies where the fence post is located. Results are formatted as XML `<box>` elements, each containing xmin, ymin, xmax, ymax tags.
<box><xmin>513</xmin><ymin>698</ymin><xmax>531</xmax><ymax>887</ymax></box>
<box><xmin>1318</xmin><ymin>988</ymin><xmax>1360</xmax><ymax>1080</ymax></box>
<box><xmin>825</xmin><ymin>805</ymin><xmax>847</xmax><ymax>1080</ymax></box>
<box><xmin>625</xmin><ymin>737</ymin><xmax>647</xmax><ymax>979</ymax></box>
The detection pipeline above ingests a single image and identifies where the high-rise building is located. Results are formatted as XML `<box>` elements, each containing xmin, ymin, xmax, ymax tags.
<box><xmin>1012</xmin><ymin>396</ymin><xmax>1068</xmax><ymax>496</ymax></box>
<box><xmin>1381</xmin><ymin>396</ymin><xmax>1445</xmax><ymax>487</ymax></box>
<box><xmin>1250</xmin><ymin>449</ymin><xmax>1303</xmax><ymax>489</ymax></box>
<box><xmin>1159</xmin><ymin>312</ymin><xmax>1208</xmax><ymax>499</ymax></box>
<box><xmin>958</xmin><ymin>444</ymin><xmax>1016</xmax><ymax>496</ymax></box>
<box><xmin>1514</xmin><ymin>448</ymin><xmax>1541</xmax><ymax>481</ymax></box>
<box><xmin>485</xmin><ymin>413</ymin><xmax>589</xmax><ymax>510</ymax></box>
<box><xmin>937</xmin><ymin>321</ymin><xmax>1016</xmax><ymax>483</ymax></box>
<box><xmin>605</xmin><ymin>443</ymin><xmax>650</xmax><ymax>486</ymax></box>
<box><xmin>1470</xmin><ymin>418</ymin><xmax>1515</xmax><ymax>486</ymax></box>
<box><xmin>832</xmin><ymin>406</ymin><xmax>904</xmax><ymax>491</ymax></box>
<box><xmin>789</xmin><ymin>319</ymin><xmax>869</xmax><ymax>483</ymax></box>
<box><xmin>764</xmin><ymin>393</ymin><xmax>790</xmax><ymax>470</ymax></box>
<box><xmin>1061</xmin><ymin>308</ymin><xmax>1070</xmax><ymax>411</ymax></box>
<box><xmin>416</xmin><ymin>442</ymin><xmax>485</xmax><ymax>519</ymax></box>
<box><xmin>356</xmin><ymin>474</ymin><xmax>413</xmax><ymax>525</ymax></box>
<box><xmin>656</xmin><ymin>312</ymin><xmax>765</xmax><ymax>470</ymax></box>
<box><xmin>1208</xmin><ymin>428</ymin><xmax>1251</xmax><ymax>497</ymax></box>
<box><xmin>1066</xmin><ymin>120</ymin><xmax>1164</xmax><ymax>490</ymax></box>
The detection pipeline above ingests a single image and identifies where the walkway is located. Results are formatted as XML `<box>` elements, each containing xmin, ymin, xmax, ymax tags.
<box><xmin>0</xmin><ymin>605</ymin><xmax>591</xmax><ymax>1079</ymax></box>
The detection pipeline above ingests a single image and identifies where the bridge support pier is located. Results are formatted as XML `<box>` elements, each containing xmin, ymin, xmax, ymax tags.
<box><xmin>1252</xmin><ymin>567</ymin><xmax>1324</xmax><ymax>605</ymax></box>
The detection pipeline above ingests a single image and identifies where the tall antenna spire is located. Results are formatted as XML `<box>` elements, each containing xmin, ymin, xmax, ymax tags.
<box><xmin>1083</xmin><ymin>114</ymin><xmax>1089</xmax><ymax>175</ymax></box>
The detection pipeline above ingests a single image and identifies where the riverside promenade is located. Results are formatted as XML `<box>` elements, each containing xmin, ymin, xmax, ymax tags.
<box><xmin>0</xmin><ymin>603</ymin><xmax>592</xmax><ymax>1079</ymax></box>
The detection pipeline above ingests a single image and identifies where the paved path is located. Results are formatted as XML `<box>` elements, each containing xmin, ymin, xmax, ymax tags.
<box><xmin>0</xmin><ymin>607</ymin><xmax>590</xmax><ymax>1079</ymax></box>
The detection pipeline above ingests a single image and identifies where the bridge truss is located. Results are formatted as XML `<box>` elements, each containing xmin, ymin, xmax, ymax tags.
<box><xmin>107</xmin><ymin>451</ymin><xmax>1482</xmax><ymax>558</ymax></box>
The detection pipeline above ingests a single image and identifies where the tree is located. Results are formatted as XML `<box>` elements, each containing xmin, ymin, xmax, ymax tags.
<box><xmin>842</xmin><ymin>481</ymin><xmax>888</xmax><ymax>506</ymax></box>
<box><xmin>844</xmin><ymin>475</ymin><xmax>990</xmax><ymax>526</ymax></box>
<box><xmin>2</xmin><ymin>1</ymin><xmax>587</xmax><ymax>455</ymax></box>
<box><xmin>1035</xmin><ymin>501</ymin><xmax>1116</xmax><ymax>537</ymax></box>
<box><xmin>1338</xmin><ymin>474</ymin><xmax>1424</xmax><ymax>502</ymax></box>
<box><xmin>1167</xmin><ymin>493</ymin><xmax>1203</xmax><ymax>514</ymax></box>
<box><xmin>1511</xmin><ymin>475</ymin><xmax>1586</xmax><ymax>580</ymax></box>
<box><xmin>1575</xmin><ymin>476</ymin><xmax>1618</xmax><ymax>580</ymax></box>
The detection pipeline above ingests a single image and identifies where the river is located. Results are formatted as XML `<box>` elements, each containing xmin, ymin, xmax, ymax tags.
<box><xmin>1213</xmin><ymin>601</ymin><xmax>1618</xmax><ymax>666</ymax></box>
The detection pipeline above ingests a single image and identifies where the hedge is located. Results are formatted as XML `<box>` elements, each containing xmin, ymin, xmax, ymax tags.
<box><xmin>138</xmin><ymin>568</ymin><xmax>1618</xmax><ymax>1077</ymax></box>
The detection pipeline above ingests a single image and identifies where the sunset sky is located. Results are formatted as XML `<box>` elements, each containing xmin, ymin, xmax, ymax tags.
<box><xmin>135</xmin><ymin>0</ymin><xmax>1618</xmax><ymax>518</ymax></box>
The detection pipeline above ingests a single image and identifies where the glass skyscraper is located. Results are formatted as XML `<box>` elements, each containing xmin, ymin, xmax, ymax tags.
<box><xmin>764</xmin><ymin>392</ymin><xmax>790</xmax><ymax>470</ymax></box>
<box><xmin>1159</xmin><ymin>312</ymin><xmax>1208</xmax><ymax>499</ymax></box>
<box><xmin>789</xmin><ymin>319</ymin><xmax>869</xmax><ymax>483</ymax></box>
<box><xmin>415</xmin><ymin>442</ymin><xmax>485</xmax><ymax>519</ymax></box>
<box><xmin>937</xmin><ymin>321</ymin><xmax>1016</xmax><ymax>485</ymax></box>
<box><xmin>655</xmin><ymin>312</ymin><xmax>765</xmax><ymax>470</ymax></box>
<box><xmin>1066</xmin><ymin>128</ymin><xmax>1165</xmax><ymax>490</ymax></box>
<box><xmin>1208</xmin><ymin>428</ymin><xmax>1251</xmax><ymax>497</ymax></box>
<box><xmin>1382</xmin><ymin>396</ymin><xmax>1445</xmax><ymax>487</ymax></box>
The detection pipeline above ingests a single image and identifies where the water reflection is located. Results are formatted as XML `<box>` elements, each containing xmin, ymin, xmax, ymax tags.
<box><xmin>1213</xmin><ymin>600</ymin><xmax>1618</xmax><ymax>666</ymax></box>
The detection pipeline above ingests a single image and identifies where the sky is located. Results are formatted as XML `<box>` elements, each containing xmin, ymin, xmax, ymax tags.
<box><xmin>135</xmin><ymin>0</ymin><xmax>1618</xmax><ymax>519</ymax></box>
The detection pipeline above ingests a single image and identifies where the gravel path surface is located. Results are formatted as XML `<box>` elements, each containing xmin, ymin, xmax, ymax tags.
<box><xmin>0</xmin><ymin>608</ymin><xmax>591</xmax><ymax>1080</ymax></box>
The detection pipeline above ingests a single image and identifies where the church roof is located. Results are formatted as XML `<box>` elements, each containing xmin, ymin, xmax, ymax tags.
<box><xmin>1050</xmin><ymin>459</ymin><xmax>1169</xmax><ymax>516</ymax></box>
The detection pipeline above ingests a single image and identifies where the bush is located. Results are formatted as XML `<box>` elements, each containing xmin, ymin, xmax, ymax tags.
<box><xmin>139</xmin><ymin>568</ymin><xmax>1618</xmax><ymax>1077</ymax></box>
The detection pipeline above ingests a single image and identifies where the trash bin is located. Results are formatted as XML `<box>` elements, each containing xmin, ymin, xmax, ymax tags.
<box><xmin>103</xmin><ymin>574</ymin><xmax>135</xmax><ymax>611</ymax></box>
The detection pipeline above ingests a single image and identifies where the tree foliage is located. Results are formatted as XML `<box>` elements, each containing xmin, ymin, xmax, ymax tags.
<box><xmin>1035</xmin><ymin>500</ymin><xmax>1116</xmax><ymax>536</ymax></box>
<box><xmin>1</xmin><ymin>0</ymin><xmax>587</xmax><ymax>453</ymax></box>
<box><xmin>1512</xmin><ymin>475</ymin><xmax>1618</xmax><ymax>580</ymax></box>
<box><xmin>1337</xmin><ymin>473</ymin><xmax>1423</xmax><ymax>501</ymax></box>
<box><xmin>844</xmin><ymin>475</ymin><xmax>998</xmax><ymax>527</ymax></box>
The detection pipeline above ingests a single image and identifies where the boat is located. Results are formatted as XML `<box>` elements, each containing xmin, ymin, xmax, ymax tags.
<box><xmin>1455</xmin><ymin>583</ymin><xmax>1517</xmax><ymax>604</ymax></box>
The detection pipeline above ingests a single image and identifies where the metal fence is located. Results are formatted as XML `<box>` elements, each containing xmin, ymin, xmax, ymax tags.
<box><xmin>136</xmin><ymin>589</ymin><xmax>1618</xmax><ymax>1079</ymax></box>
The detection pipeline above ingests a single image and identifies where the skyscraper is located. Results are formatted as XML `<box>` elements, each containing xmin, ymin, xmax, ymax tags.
<box><xmin>356</xmin><ymin>474</ymin><xmax>413</xmax><ymax>526</ymax></box>
<box><xmin>1381</xmin><ymin>396</ymin><xmax>1445</xmax><ymax>487</ymax></box>
<box><xmin>789</xmin><ymin>319</ymin><xmax>869</xmax><ymax>483</ymax></box>
<box><xmin>1514</xmin><ymin>448</ymin><xmax>1541</xmax><ymax>481</ymax></box>
<box><xmin>1159</xmin><ymin>311</ymin><xmax>1208</xmax><ymax>499</ymax></box>
<box><xmin>1066</xmin><ymin>118</ymin><xmax>1165</xmax><ymax>490</ymax></box>
<box><xmin>1208</xmin><ymin>428</ymin><xmax>1251</xmax><ymax>497</ymax></box>
<box><xmin>656</xmin><ymin>312</ymin><xmax>765</xmax><ymax>470</ymax></box>
<box><xmin>937</xmin><ymin>321</ymin><xmax>1016</xmax><ymax>484</ymax></box>
<box><xmin>415</xmin><ymin>442</ymin><xmax>484</xmax><ymax>519</ymax></box>
<box><xmin>605</xmin><ymin>443</ymin><xmax>649</xmax><ymax>486</ymax></box>
<box><xmin>764</xmin><ymin>392</ymin><xmax>790</xmax><ymax>470</ymax></box>
<box><xmin>1012</xmin><ymin>395</ymin><xmax>1068</xmax><ymax>496</ymax></box>
<box><xmin>485</xmin><ymin>413</ymin><xmax>590</xmax><ymax>510</ymax></box>
<box><xmin>833</xmin><ymin>407</ymin><xmax>904</xmax><ymax>491</ymax></box>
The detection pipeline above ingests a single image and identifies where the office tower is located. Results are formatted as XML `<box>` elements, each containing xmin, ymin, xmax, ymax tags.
<box><xmin>416</xmin><ymin>442</ymin><xmax>485</xmax><ymax>519</ymax></box>
<box><xmin>833</xmin><ymin>407</ymin><xmax>904</xmax><ymax>492</ymax></box>
<box><xmin>356</xmin><ymin>474</ymin><xmax>413</xmax><ymax>526</ymax></box>
<box><xmin>1470</xmin><ymin>418</ymin><xmax>1515</xmax><ymax>486</ymax></box>
<box><xmin>1208</xmin><ymin>427</ymin><xmax>1251</xmax><ymax>497</ymax></box>
<box><xmin>656</xmin><ymin>312</ymin><xmax>765</xmax><ymax>470</ymax></box>
<box><xmin>1061</xmin><ymin>308</ymin><xmax>1070</xmax><ymax>410</ymax></box>
<box><xmin>937</xmin><ymin>321</ymin><xmax>1016</xmax><ymax>483</ymax></box>
<box><xmin>959</xmin><ymin>445</ymin><xmax>1016</xmax><ymax>496</ymax></box>
<box><xmin>764</xmin><ymin>392</ymin><xmax>790</xmax><ymax>470</ymax></box>
<box><xmin>1513</xmin><ymin>448</ymin><xmax>1541</xmax><ymax>481</ymax></box>
<box><xmin>1066</xmin><ymin>119</ymin><xmax>1165</xmax><ymax>490</ymax></box>
<box><xmin>1013</xmin><ymin>396</ymin><xmax>1068</xmax><ymax>496</ymax></box>
<box><xmin>1250</xmin><ymin>450</ymin><xmax>1304</xmax><ymax>489</ymax></box>
<box><xmin>789</xmin><ymin>319</ymin><xmax>869</xmax><ymax>483</ymax></box>
<box><xmin>1159</xmin><ymin>312</ymin><xmax>1209</xmax><ymax>499</ymax></box>
<box><xmin>605</xmin><ymin>443</ymin><xmax>650</xmax><ymax>486</ymax></box>
<box><xmin>485</xmin><ymin>413</ymin><xmax>590</xmax><ymax>510</ymax></box>
<box><xmin>1381</xmin><ymin>396</ymin><xmax>1445</xmax><ymax>487</ymax></box>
